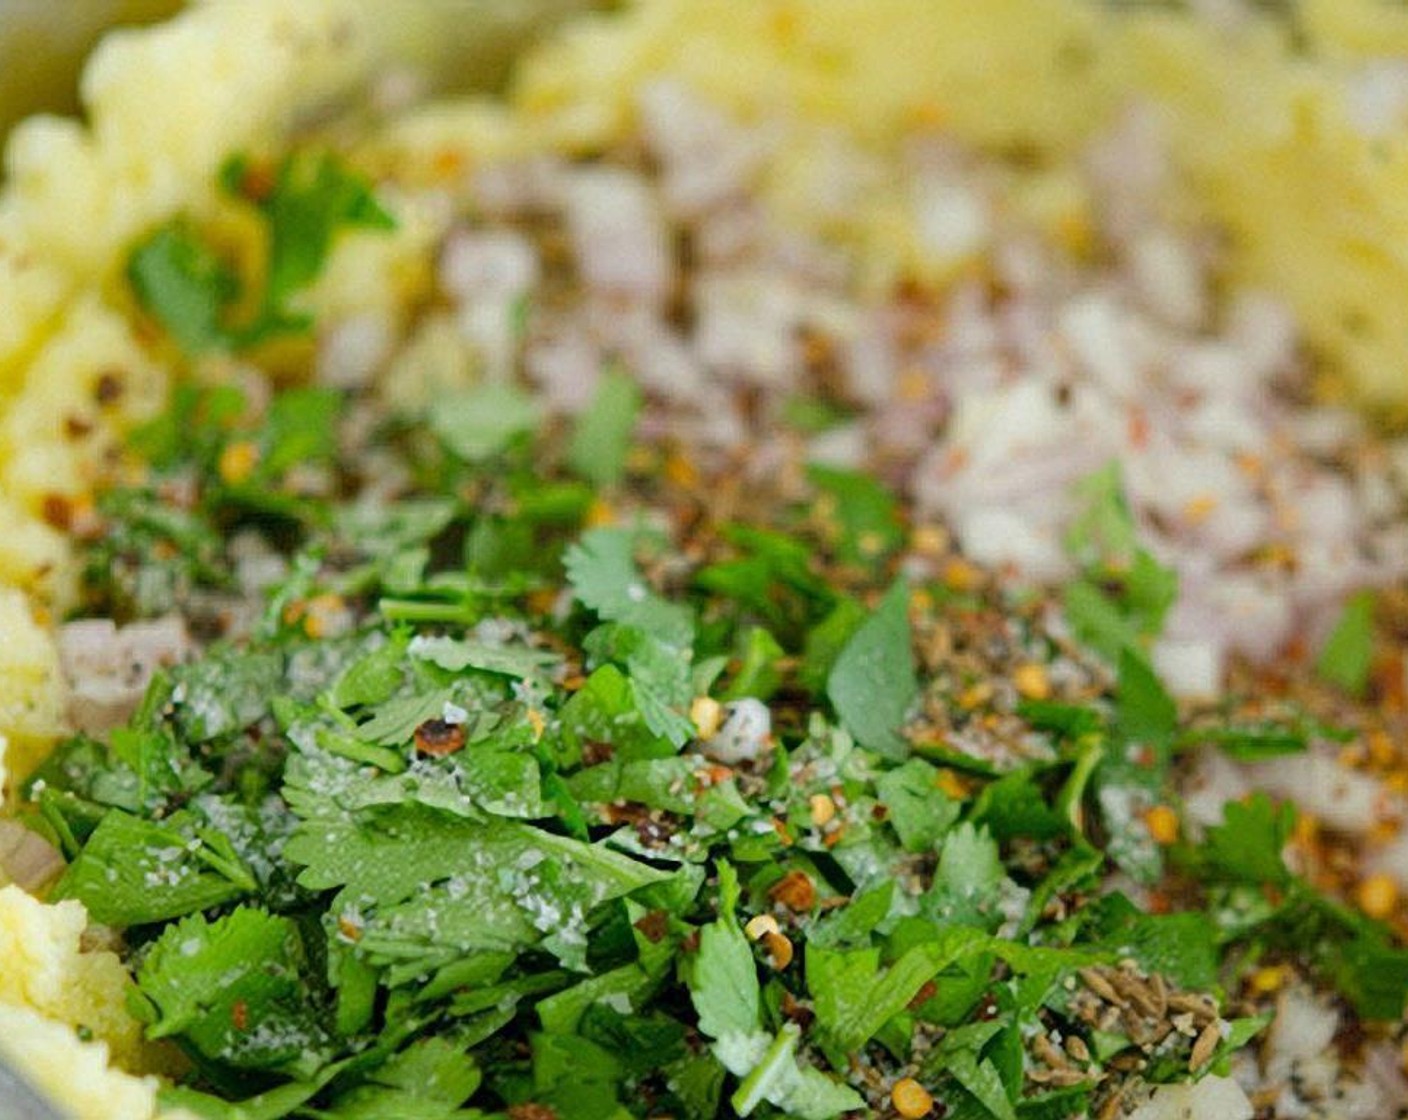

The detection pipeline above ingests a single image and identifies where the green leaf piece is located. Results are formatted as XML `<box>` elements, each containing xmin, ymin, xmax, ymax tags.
<box><xmin>431</xmin><ymin>382</ymin><xmax>542</xmax><ymax>462</ymax></box>
<box><xmin>826</xmin><ymin>580</ymin><xmax>917</xmax><ymax>758</ymax></box>
<box><xmin>137</xmin><ymin>907</ymin><xmax>329</xmax><ymax>1071</ymax></box>
<box><xmin>570</xmin><ymin>367</ymin><xmax>643</xmax><ymax>487</ymax></box>
<box><xmin>127</xmin><ymin>222</ymin><xmax>239</xmax><ymax>354</ymax></box>
<box><xmin>1316</xmin><ymin>590</ymin><xmax>1375</xmax><ymax>696</ymax></box>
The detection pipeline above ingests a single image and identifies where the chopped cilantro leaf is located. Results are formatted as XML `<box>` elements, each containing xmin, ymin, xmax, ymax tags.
<box><xmin>127</xmin><ymin>222</ymin><xmax>240</xmax><ymax>354</ymax></box>
<box><xmin>729</xmin><ymin>1024</ymin><xmax>865</xmax><ymax>1120</ymax></box>
<box><xmin>970</xmin><ymin>769</ymin><xmax>1067</xmax><ymax>843</ymax></box>
<box><xmin>1329</xmin><ymin>930</ymin><xmax>1408</xmax><ymax>1020</ymax></box>
<box><xmin>806</xmin><ymin>463</ymin><xmax>905</xmax><ymax>564</ymax></box>
<box><xmin>722</xmin><ymin>625</ymin><xmax>785</xmax><ymax>702</ymax></box>
<box><xmin>52</xmin><ymin>809</ymin><xmax>254</xmax><ymax>926</ymax></box>
<box><xmin>315</xmin><ymin>1036</ymin><xmax>482</xmax><ymax>1118</ymax></box>
<box><xmin>1062</xmin><ymin>466</ymin><xmax>1178</xmax><ymax>665</ymax></box>
<box><xmin>569</xmin><ymin>366</ymin><xmax>643</xmax><ymax>487</ymax></box>
<box><xmin>565</xmin><ymin>527</ymin><xmax>694</xmax><ymax>648</ymax></box>
<box><xmin>1180</xmin><ymin>720</ymin><xmax>1311</xmax><ymax>760</ymax></box>
<box><xmin>242</xmin><ymin>150</ymin><xmax>395</xmax><ymax>312</ymax></box>
<box><xmin>1316</xmin><ymin>590</ymin><xmax>1375</xmax><ymax>696</ymax></box>
<box><xmin>407</xmin><ymin>633</ymin><xmax>561</xmax><ymax>680</ymax></box>
<box><xmin>875</xmin><ymin>758</ymin><xmax>960</xmax><ymax>852</ymax></box>
<box><xmin>135</xmin><ymin>907</ymin><xmax>330</xmax><ymax>1071</ymax></box>
<box><xmin>1113</xmin><ymin>646</ymin><xmax>1176</xmax><ymax>753</ymax></box>
<box><xmin>130</xmin><ymin>151</ymin><xmax>393</xmax><ymax>355</ymax></box>
<box><xmin>689</xmin><ymin>865</ymin><xmax>761</xmax><ymax>1040</ymax></box>
<box><xmin>808</xmin><ymin>937</ymin><xmax>970</xmax><ymax>1055</ymax></box>
<box><xmin>1065</xmin><ymin>462</ymin><xmax>1138</xmax><ymax>569</ymax></box>
<box><xmin>1081</xmin><ymin>894</ymin><xmax>1218</xmax><ymax>990</ymax></box>
<box><xmin>1195</xmin><ymin>792</ymin><xmax>1295</xmax><ymax>887</ymax></box>
<box><xmin>259</xmin><ymin>386</ymin><xmax>343</xmax><ymax>476</ymax></box>
<box><xmin>924</xmin><ymin>822</ymin><xmax>1015</xmax><ymax>931</ymax></box>
<box><xmin>431</xmin><ymin>381</ymin><xmax>541</xmax><ymax>462</ymax></box>
<box><xmin>826</xmin><ymin>580</ymin><xmax>917</xmax><ymax>758</ymax></box>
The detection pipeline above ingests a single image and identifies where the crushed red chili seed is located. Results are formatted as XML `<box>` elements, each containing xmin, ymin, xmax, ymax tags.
<box><xmin>40</xmin><ymin>494</ymin><xmax>73</xmax><ymax>531</ymax></box>
<box><xmin>581</xmin><ymin>740</ymin><xmax>615</xmax><ymax>766</ymax></box>
<box><xmin>633</xmin><ymin>909</ymin><xmax>670</xmax><ymax>943</ymax></box>
<box><xmin>93</xmin><ymin>370</ymin><xmax>126</xmax><ymax>405</ymax></box>
<box><xmin>908</xmin><ymin>980</ymin><xmax>938</xmax><ymax>1010</ymax></box>
<box><xmin>506</xmin><ymin>1104</ymin><xmax>558</xmax><ymax>1120</ymax></box>
<box><xmin>236</xmin><ymin>160</ymin><xmax>276</xmax><ymax>202</ymax></box>
<box><xmin>413</xmin><ymin>718</ymin><xmax>466</xmax><ymax>757</ymax></box>
<box><xmin>769</xmin><ymin>869</ymin><xmax>817</xmax><ymax>911</ymax></box>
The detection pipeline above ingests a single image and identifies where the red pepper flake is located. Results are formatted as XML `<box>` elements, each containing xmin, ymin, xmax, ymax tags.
<box><xmin>93</xmin><ymin>370</ymin><xmax>126</xmax><ymax>406</ymax></box>
<box><xmin>236</xmin><ymin>160</ymin><xmax>276</xmax><ymax>203</ymax></box>
<box><xmin>414</xmin><ymin>719</ymin><xmax>466</xmax><ymax>757</ymax></box>
<box><xmin>694</xmin><ymin>764</ymin><xmax>734</xmax><ymax>789</ymax></box>
<box><xmin>779</xmin><ymin>990</ymin><xmax>815</xmax><ymax>1028</ymax></box>
<box><xmin>602</xmin><ymin>802</ymin><xmax>650</xmax><ymax>827</ymax></box>
<box><xmin>231</xmin><ymin>999</ymin><xmax>249</xmax><ymax>1031</ymax></box>
<box><xmin>908</xmin><ymin>980</ymin><xmax>939</xmax><ymax>1010</ymax></box>
<box><xmin>1127</xmin><ymin>406</ymin><xmax>1150</xmax><ymax>449</ymax></box>
<box><xmin>632</xmin><ymin>909</ymin><xmax>670</xmax><ymax>944</ymax></box>
<box><xmin>40</xmin><ymin>494</ymin><xmax>74</xmax><ymax>531</ymax></box>
<box><xmin>768</xmin><ymin>870</ymin><xmax>817</xmax><ymax>912</ymax></box>
<box><xmin>582</xmin><ymin>741</ymin><xmax>615</xmax><ymax>767</ymax></box>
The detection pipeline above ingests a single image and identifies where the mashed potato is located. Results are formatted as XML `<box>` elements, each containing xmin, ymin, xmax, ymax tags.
<box><xmin>0</xmin><ymin>887</ymin><xmax>144</xmax><ymax>1064</ymax></box>
<box><xmin>0</xmin><ymin>1007</ymin><xmax>160</xmax><ymax>1120</ymax></box>
<box><xmin>2</xmin><ymin>0</ymin><xmax>1407</xmax><ymax>1114</ymax></box>
<box><xmin>0</xmin><ymin>887</ymin><xmax>163</xmax><ymax>1119</ymax></box>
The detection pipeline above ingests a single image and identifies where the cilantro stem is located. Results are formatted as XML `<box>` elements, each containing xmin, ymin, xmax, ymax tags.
<box><xmin>316</xmin><ymin>729</ymin><xmax>408</xmax><ymax>773</ymax></box>
<box><xmin>1057</xmin><ymin>737</ymin><xmax>1105</xmax><ymax>837</ymax></box>
<box><xmin>36</xmin><ymin>790</ymin><xmax>82</xmax><ymax>860</ymax></box>
<box><xmin>191</xmin><ymin>839</ymin><xmax>258</xmax><ymax>891</ymax></box>
<box><xmin>378</xmin><ymin>598</ymin><xmax>480</xmax><ymax>625</ymax></box>
<box><xmin>731</xmin><ymin>1024</ymin><xmax>800</xmax><ymax>1117</ymax></box>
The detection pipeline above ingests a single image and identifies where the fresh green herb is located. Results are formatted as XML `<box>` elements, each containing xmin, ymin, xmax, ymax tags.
<box><xmin>51</xmin><ymin>809</ymin><xmax>255</xmax><ymax>926</ymax></box>
<box><xmin>129</xmin><ymin>151</ymin><xmax>393</xmax><ymax>354</ymax></box>
<box><xmin>431</xmin><ymin>381</ymin><xmax>542</xmax><ymax>463</ymax></box>
<box><xmin>826</xmin><ymin>579</ymin><xmax>917</xmax><ymax>758</ymax></box>
<box><xmin>569</xmin><ymin>366</ymin><xmax>643</xmax><ymax>487</ymax></box>
<box><xmin>806</xmin><ymin>463</ymin><xmax>905</xmax><ymax>564</ymax></box>
<box><xmin>229</xmin><ymin>150</ymin><xmax>395</xmax><ymax>318</ymax></box>
<box><xmin>1193</xmin><ymin>792</ymin><xmax>1296</xmax><ymax>887</ymax></box>
<box><xmin>1316</xmin><ymin>589</ymin><xmax>1376</xmax><ymax>696</ymax></box>
<box><xmin>875</xmin><ymin>758</ymin><xmax>961</xmax><ymax>852</ymax></box>
<box><xmin>134</xmin><ymin>907</ymin><xmax>330</xmax><ymax>1072</ymax></box>
<box><xmin>31</xmin><ymin>327</ymin><xmax>1402</xmax><ymax>1120</ymax></box>
<box><xmin>1178</xmin><ymin>721</ymin><xmax>1313</xmax><ymax>760</ymax></box>
<box><xmin>565</xmin><ymin>526</ymin><xmax>695</xmax><ymax>648</ymax></box>
<box><xmin>1062</xmin><ymin>464</ymin><xmax>1177</xmax><ymax>666</ymax></box>
<box><xmin>127</xmin><ymin>223</ymin><xmax>240</xmax><ymax>354</ymax></box>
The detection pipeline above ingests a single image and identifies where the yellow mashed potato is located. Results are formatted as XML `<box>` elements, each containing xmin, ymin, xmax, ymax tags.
<box><xmin>1</xmin><ymin>1</ymin><xmax>1407</xmax><ymax>1115</ymax></box>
